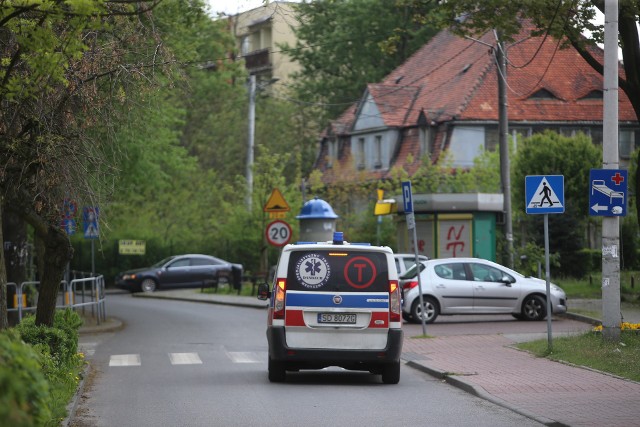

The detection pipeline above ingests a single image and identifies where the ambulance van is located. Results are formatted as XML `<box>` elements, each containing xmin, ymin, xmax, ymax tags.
<box><xmin>257</xmin><ymin>232</ymin><xmax>403</xmax><ymax>384</ymax></box>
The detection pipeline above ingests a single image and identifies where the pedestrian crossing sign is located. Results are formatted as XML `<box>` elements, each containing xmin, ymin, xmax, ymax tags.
<box><xmin>525</xmin><ymin>175</ymin><xmax>564</xmax><ymax>214</ymax></box>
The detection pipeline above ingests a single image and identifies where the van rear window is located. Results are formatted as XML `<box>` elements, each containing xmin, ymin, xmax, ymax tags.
<box><xmin>286</xmin><ymin>250</ymin><xmax>389</xmax><ymax>292</ymax></box>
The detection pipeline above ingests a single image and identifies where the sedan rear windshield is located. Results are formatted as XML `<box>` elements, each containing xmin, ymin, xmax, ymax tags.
<box><xmin>286</xmin><ymin>250</ymin><xmax>389</xmax><ymax>292</ymax></box>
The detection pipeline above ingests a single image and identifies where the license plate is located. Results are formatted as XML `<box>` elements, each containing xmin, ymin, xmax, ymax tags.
<box><xmin>317</xmin><ymin>313</ymin><xmax>357</xmax><ymax>324</ymax></box>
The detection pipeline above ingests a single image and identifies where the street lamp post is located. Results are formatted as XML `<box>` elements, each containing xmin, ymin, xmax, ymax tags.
<box><xmin>246</xmin><ymin>74</ymin><xmax>256</xmax><ymax>210</ymax></box>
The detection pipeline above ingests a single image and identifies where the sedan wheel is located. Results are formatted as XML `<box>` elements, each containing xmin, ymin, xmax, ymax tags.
<box><xmin>521</xmin><ymin>295</ymin><xmax>547</xmax><ymax>321</ymax></box>
<box><xmin>140</xmin><ymin>278</ymin><xmax>158</xmax><ymax>293</ymax></box>
<box><xmin>410</xmin><ymin>296</ymin><xmax>439</xmax><ymax>324</ymax></box>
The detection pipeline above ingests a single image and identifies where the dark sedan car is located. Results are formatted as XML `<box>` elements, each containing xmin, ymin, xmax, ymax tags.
<box><xmin>115</xmin><ymin>254</ymin><xmax>243</xmax><ymax>293</ymax></box>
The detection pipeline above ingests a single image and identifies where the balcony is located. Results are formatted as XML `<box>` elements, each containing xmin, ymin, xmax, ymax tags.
<box><xmin>244</xmin><ymin>48</ymin><xmax>271</xmax><ymax>73</ymax></box>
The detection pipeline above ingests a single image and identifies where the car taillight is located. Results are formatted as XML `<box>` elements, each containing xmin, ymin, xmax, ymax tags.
<box><xmin>273</xmin><ymin>278</ymin><xmax>286</xmax><ymax>320</ymax></box>
<box><xmin>402</xmin><ymin>281</ymin><xmax>419</xmax><ymax>291</ymax></box>
<box><xmin>389</xmin><ymin>280</ymin><xmax>401</xmax><ymax>322</ymax></box>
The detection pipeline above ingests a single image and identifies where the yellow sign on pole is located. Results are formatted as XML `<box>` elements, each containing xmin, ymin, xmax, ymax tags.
<box><xmin>119</xmin><ymin>240</ymin><xmax>146</xmax><ymax>255</ymax></box>
<box><xmin>264</xmin><ymin>188</ymin><xmax>290</xmax><ymax>213</ymax></box>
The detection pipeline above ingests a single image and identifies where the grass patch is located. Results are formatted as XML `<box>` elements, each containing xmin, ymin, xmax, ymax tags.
<box><xmin>199</xmin><ymin>282</ymin><xmax>257</xmax><ymax>297</ymax></box>
<box><xmin>556</xmin><ymin>271</ymin><xmax>640</xmax><ymax>301</ymax></box>
<box><xmin>517</xmin><ymin>332</ymin><xmax>640</xmax><ymax>382</ymax></box>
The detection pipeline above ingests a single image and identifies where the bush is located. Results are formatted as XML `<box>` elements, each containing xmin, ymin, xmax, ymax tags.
<box><xmin>16</xmin><ymin>309</ymin><xmax>82</xmax><ymax>367</ymax></box>
<box><xmin>0</xmin><ymin>330</ymin><xmax>52</xmax><ymax>427</ymax></box>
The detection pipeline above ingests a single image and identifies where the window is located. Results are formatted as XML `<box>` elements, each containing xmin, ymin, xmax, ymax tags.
<box><xmin>169</xmin><ymin>259</ymin><xmax>190</xmax><ymax>268</ymax></box>
<box><xmin>434</xmin><ymin>263</ymin><xmax>467</xmax><ymax>280</ymax></box>
<box><xmin>469</xmin><ymin>263</ymin><xmax>512</xmax><ymax>282</ymax></box>
<box><xmin>528</xmin><ymin>89</ymin><xmax>558</xmax><ymax>100</ymax></box>
<box><xmin>241</xmin><ymin>36</ymin><xmax>250</xmax><ymax>55</ymax></box>
<box><xmin>448</xmin><ymin>127</ymin><xmax>485</xmax><ymax>167</ymax></box>
<box><xmin>357</xmin><ymin>137</ymin><xmax>366</xmax><ymax>169</ymax></box>
<box><xmin>327</xmin><ymin>139</ymin><xmax>337</xmax><ymax>167</ymax></box>
<box><xmin>620</xmin><ymin>130</ymin><xmax>635</xmax><ymax>159</ymax></box>
<box><xmin>579</xmin><ymin>90</ymin><xmax>603</xmax><ymax>100</ymax></box>
<box><xmin>374</xmin><ymin>135</ymin><xmax>382</xmax><ymax>168</ymax></box>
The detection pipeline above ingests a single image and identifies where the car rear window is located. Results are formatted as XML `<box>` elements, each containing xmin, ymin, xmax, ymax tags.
<box><xmin>286</xmin><ymin>250</ymin><xmax>389</xmax><ymax>292</ymax></box>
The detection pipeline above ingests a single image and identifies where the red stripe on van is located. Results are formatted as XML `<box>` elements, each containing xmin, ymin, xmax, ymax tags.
<box><xmin>368</xmin><ymin>311</ymin><xmax>389</xmax><ymax>328</ymax></box>
<box><xmin>285</xmin><ymin>309</ymin><xmax>306</xmax><ymax>327</ymax></box>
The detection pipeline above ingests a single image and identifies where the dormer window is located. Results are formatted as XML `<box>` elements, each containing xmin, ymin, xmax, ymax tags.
<box><xmin>528</xmin><ymin>89</ymin><xmax>558</xmax><ymax>100</ymax></box>
<box><xmin>579</xmin><ymin>90</ymin><xmax>603</xmax><ymax>100</ymax></box>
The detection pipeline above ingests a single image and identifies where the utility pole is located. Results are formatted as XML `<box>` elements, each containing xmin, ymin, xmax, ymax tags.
<box><xmin>496</xmin><ymin>35</ymin><xmax>514</xmax><ymax>268</ymax></box>
<box><xmin>246</xmin><ymin>74</ymin><xmax>256</xmax><ymax>210</ymax></box>
<box><xmin>602</xmin><ymin>0</ymin><xmax>621</xmax><ymax>341</ymax></box>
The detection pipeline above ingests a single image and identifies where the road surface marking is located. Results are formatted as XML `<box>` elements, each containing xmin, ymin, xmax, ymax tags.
<box><xmin>169</xmin><ymin>352</ymin><xmax>203</xmax><ymax>365</ymax></box>
<box><xmin>109</xmin><ymin>354</ymin><xmax>141</xmax><ymax>367</ymax></box>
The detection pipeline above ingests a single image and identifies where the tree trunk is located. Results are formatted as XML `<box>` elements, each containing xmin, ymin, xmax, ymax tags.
<box><xmin>3</xmin><ymin>208</ymin><xmax>29</xmax><ymax>284</ymax></box>
<box><xmin>0</xmin><ymin>202</ymin><xmax>8</xmax><ymax>330</ymax></box>
<box><xmin>34</xmin><ymin>225</ymin><xmax>73</xmax><ymax>327</ymax></box>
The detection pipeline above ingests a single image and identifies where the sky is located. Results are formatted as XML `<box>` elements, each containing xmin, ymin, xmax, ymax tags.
<box><xmin>207</xmin><ymin>0</ymin><xmax>300</xmax><ymax>16</ymax></box>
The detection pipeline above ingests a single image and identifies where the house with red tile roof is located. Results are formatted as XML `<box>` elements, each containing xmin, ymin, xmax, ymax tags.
<box><xmin>314</xmin><ymin>26</ymin><xmax>639</xmax><ymax>186</ymax></box>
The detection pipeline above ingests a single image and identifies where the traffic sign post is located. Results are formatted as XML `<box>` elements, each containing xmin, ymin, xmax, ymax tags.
<box><xmin>266</xmin><ymin>220</ymin><xmax>292</xmax><ymax>247</ymax></box>
<box><xmin>589</xmin><ymin>169</ymin><xmax>627</xmax><ymax>217</ymax></box>
<box><xmin>525</xmin><ymin>175</ymin><xmax>565</xmax><ymax>350</ymax></box>
<box><xmin>401</xmin><ymin>181</ymin><xmax>426</xmax><ymax>336</ymax></box>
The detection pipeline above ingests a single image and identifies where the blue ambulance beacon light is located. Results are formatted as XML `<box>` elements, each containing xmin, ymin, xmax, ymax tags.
<box><xmin>333</xmin><ymin>231</ymin><xmax>344</xmax><ymax>245</ymax></box>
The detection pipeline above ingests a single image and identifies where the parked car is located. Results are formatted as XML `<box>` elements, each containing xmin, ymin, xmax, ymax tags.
<box><xmin>115</xmin><ymin>254</ymin><xmax>243</xmax><ymax>293</ymax></box>
<box><xmin>394</xmin><ymin>253</ymin><xmax>429</xmax><ymax>276</ymax></box>
<box><xmin>400</xmin><ymin>257</ymin><xmax>567</xmax><ymax>323</ymax></box>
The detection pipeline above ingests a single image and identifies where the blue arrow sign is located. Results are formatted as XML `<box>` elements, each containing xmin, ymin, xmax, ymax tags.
<box><xmin>401</xmin><ymin>181</ymin><xmax>413</xmax><ymax>213</ymax></box>
<box><xmin>589</xmin><ymin>169</ymin><xmax>627</xmax><ymax>216</ymax></box>
<box><xmin>525</xmin><ymin>175</ymin><xmax>564</xmax><ymax>214</ymax></box>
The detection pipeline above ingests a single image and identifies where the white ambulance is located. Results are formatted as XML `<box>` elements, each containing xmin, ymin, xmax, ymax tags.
<box><xmin>257</xmin><ymin>232</ymin><xmax>403</xmax><ymax>384</ymax></box>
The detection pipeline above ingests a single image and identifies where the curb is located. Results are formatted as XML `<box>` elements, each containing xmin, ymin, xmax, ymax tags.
<box><xmin>404</xmin><ymin>360</ymin><xmax>568</xmax><ymax>427</ymax></box>
<box><xmin>62</xmin><ymin>362</ymin><xmax>90</xmax><ymax>427</ymax></box>
<box><xmin>131</xmin><ymin>292</ymin><xmax>268</xmax><ymax>310</ymax></box>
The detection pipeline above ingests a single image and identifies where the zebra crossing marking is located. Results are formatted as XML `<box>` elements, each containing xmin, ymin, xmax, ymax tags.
<box><xmin>109</xmin><ymin>354</ymin><xmax>141</xmax><ymax>367</ymax></box>
<box><xmin>169</xmin><ymin>352</ymin><xmax>202</xmax><ymax>365</ymax></box>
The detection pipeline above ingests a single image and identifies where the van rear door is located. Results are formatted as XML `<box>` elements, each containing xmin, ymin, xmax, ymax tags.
<box><xmin>282</xmin><ymin>249</ymin><xmax>393</xmax><ymax>350</ymax></box>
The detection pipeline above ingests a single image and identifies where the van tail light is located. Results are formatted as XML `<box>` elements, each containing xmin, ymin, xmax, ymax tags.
<box><xmin>273</xmin><ymin>278</ymin><xmax>286</xmax><ymax>320</ymax></box>
<box><xmin>389</xmin><ymin>280</ymin><xmax>401</xmax><ymax>322</ymax></box>
<box><xmin>402</xmin><ymin>281</ymin><xmax>419</xmax><ymax>291</ymax></box>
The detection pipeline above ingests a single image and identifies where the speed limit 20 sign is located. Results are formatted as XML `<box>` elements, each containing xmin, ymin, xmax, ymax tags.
<box><xmin>266</xmin><ymin>220</ymin><xmax>292</xmax><ymax>247</ymax></box>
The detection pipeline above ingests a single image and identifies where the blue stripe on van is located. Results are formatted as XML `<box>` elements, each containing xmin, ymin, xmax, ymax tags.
<box><xmin>286</xmin><ymin>292</ymin><xmax>389</xmax><ymax>309</ymax></box>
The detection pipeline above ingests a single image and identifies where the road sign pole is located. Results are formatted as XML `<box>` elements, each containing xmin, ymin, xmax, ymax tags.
<box><xmin>402</xmin><ymin>181</ymin><xmax>427</xmax><ymax>336</ymax></box>
<box><xmin>544</xmin><ymin>214</ymin><xmax>553</xmax><ymax>350</ymax></box>
<box><xmin>602</xmin><ymin>0</ymin><xmax>621</xmax><ymax>341</ymax></box>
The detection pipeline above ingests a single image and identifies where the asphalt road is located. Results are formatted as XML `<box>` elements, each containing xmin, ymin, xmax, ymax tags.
<box><xmin>72</xmin><ymin>293</ymin><xmax>545</xmax><ymax>427</ymax></box>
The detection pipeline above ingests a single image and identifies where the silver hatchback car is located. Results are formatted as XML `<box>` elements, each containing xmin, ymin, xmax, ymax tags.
<box><xmin>401</xmin><ymin>257</ymin><xmax>567</xmax><ymax>323</ymax></box>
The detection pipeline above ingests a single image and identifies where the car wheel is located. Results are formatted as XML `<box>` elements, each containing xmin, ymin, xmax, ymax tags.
<box><xmin>511</xmin><ymin>313</ymin><xmax>524</xmax><ymax>320</ymax></box>
<box><xmin>268</xmin><ymin>357</ymin><xmax>286</xmax><ymax>383</ymax></box>
<box><xmin>140</xmin><ymin>278</ymin><xmax>158</xmax><ymax>293</ymax></box>
<box><xmin>521</xmin><ymin>295</ymin><xmax>547</xmax><ymax>321</ymax></box>
<box><xmin>410</xmin><ymin>296</ymin><xmax>439</xmax><ymax>324</ymax></box>
<box><xmin>381</xmin><ymin>361</ymin><xmax>400</xmax><ymax>384</ymax></box>
<box><xmin>402</xmin><ymin>312</ymin><xmax>413</xmax><ymax>322</ymax></box>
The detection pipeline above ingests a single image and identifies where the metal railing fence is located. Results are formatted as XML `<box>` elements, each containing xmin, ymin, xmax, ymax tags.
<box><xmin>6</xmin><ymin>275</ymin><xmax>106</xmax><ymax>325</ymax></box>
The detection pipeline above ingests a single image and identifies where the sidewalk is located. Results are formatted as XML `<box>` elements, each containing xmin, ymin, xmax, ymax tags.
<box><xmin>105</xmin><ymin>289</ymin><xmax>640</xmax><ymax>426</ymax></box>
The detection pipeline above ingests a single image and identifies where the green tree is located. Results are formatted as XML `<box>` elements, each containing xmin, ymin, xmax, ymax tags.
<box><xmin>284</xmin><ymin>0</ymin><xmax>438</xmax><ymax>121</ymax></box>
<box><xmin>0</xmin><ymin>0</ymin><xmax>176</xmax><ymax>328</ymax></box>
<box><xmin>512</xmin><ymin>131</ymin><xmax>600</xmax><ymax>277</ymax></box>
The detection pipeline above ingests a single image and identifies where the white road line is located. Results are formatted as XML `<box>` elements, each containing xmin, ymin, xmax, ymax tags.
<box><xmin>169</xmin><ymin>352</ymin><xmax>203</xmax><ymax>365</ymax></box>
<box><xmin>109</xmin><ymin>354</ymin><xmax>141</xmax><ymax>367</ymax></box>
<box><xmin>226</xmin><ymin>351</ymin><xmax>265</xmax><ymax>363</ymax></box>
<box><xmin>79</xmin><ymin>342</ymin><xmax>97</xmax><ymax>357</ymax></box>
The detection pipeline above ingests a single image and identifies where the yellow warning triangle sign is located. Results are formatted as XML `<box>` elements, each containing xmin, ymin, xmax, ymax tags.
<box><xmin>264</xmin><ymin>188</ymin><xmax>290</xmax><ymax>212</ymax></box>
